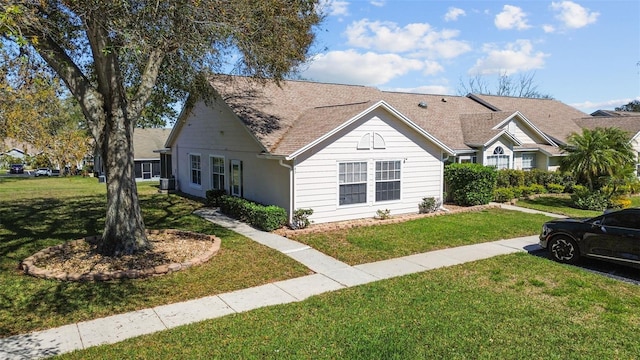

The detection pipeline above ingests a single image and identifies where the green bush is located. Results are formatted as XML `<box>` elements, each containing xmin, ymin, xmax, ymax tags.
<box><xmin>493</xmin><ymin>187</ymin><xmax>515</xmax><ymax>203</ymax></box>
<box><xmin>291</xmin><ymin>208</ymin><xmax>314</xmax><ymax>229</ymax></box>
<box><xmin>496</xmin><ymin>169</ymin><xmax>524</xmax><ymax>188</ymax></box>
<box><xmin>516</xmin><ymin>185</ymin><xmax>534</xmax><ymax>198</ymax></box>
<box><xmin>529</xmin><ymin>184</ymin><xmax>547</xmax><ymax>194</ymax></box>
<box><xmin>219</xmin><ymin>195</ymin><xmax>287</xmax><ymax>231</ymax></box>
<box><xmin>445</xmin><ymin>163</ymin><xmax>497</xmax><ymax>206</ymax></box>
<box><xmin>609</xmin><ymin>196</ymin><xmax>631</xmax><ymax>209</ymax></box>
<box><xmin>546</xmin><ymin>183</ymin><xmax>565</xmax><ymax>194</ymax></box>
<box><xmin>205</xmin><ymin>189</ymin><xmax>227</xmax><ymax>207</ymax></box>
<box><xmin>418</xmin><ymin>197</ymin><xmax>440</xmax><ymax>214</ymax></box>
<box><xmin>570</xmin><ymin>187</ymin><xmax>609</xmax><ymax>211</ymax></box>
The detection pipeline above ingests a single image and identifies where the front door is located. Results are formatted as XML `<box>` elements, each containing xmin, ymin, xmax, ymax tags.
<box><xmin>230</xmin><ymin>160</ymin><xmax>242</xmax><ymax>197</ymax></box>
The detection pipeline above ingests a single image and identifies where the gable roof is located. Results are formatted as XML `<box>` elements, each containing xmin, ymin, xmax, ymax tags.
<box><xmin>574</xmin><ymin>115</ymin><xmax>640</xmax><ymax>141</ymax></box>
<box><xmin>133</xmin><ymin>128</ymin><xmax>171</xmax><ymax>160</ymax></box>
<box><xmin>591</xmin><ymin>110</ymin><xmax>639</xmax><ymax>117</ymax></box>
<box><xmin>467</xmin><ymin>94</ymin><xmax>587</xmax><ymax>145</ymax></box>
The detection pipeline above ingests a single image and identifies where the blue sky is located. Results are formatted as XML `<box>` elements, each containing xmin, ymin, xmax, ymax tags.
<box><xmin>298</xmin><ymin>0</ymin><xmax>640</xmax><ymax>113</ymax></box>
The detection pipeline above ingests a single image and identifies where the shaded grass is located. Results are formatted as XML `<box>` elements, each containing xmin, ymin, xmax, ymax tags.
<box><xmin>57</xmin><ymin>254</ymin><xmax>640</xmax><ymax>359</ymax></box>
<box><xmin>0</xmin><ymin>177</ymin><xmax>309</xmax><ymax>337</ymax></box>
<box><xmin>290</xmin><ymin>208</ymin><xmax>551</xmax><ymax>265</ymax></box>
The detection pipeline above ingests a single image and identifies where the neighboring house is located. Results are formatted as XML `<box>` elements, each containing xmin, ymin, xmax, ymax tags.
<box><xmin>94</xmin><ymin>128</ymin><xmax>171</xmax><ymax>180</ymax></box>
<box><xmin>164</xmin><ymin>76</ymin><xmax>638</xmax><ymax>224</ymax></box>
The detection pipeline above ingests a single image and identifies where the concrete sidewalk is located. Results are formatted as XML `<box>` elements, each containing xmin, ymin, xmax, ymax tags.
<box><xmin>0</xmin><ymin>208</ymin><xmax>544</xmax><ymax>360</ymax></box>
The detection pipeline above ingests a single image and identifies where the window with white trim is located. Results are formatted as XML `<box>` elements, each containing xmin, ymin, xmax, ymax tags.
<box><xmin>522</xmin><ymin>153</ymin><xmax>536</xmax><ymax>171</ymax></box>
<box><xmin>190</xmin><ymin>154</ymin><xmax>201</xmax><ymax>186</ymax></box>
<box><xmin>339</xmin><ymin>162</ymin><xmax>367</xmax><ymax>205</ymax></box>
<box><xmin>210</xmin><ymin>156</ymin><xmax>225</xmax><ymax>190</ymax></box>
<box><xmin>375</xmin><ymin>160</ymin><xmax>401</xmax><ymax>201</ymax></box>
<box><xmin>487</xmin><ymin>146</ymin><xmax>509</xmax><ymax>170</ymax></box>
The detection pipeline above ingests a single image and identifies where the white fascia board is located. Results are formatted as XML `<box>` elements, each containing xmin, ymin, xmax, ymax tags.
<box><xmin>287</xmin><ymin>100</ymin><xmax>456</xmax><ymax>160</ymax></box>
<box><xmin>493</xmin><ymin>111</ymin><xmax>558</xmax><ymax>147</ymax></box>
<box><xmin>483</xmin><ymin>130</ymin><xmax>522</xmax><ymax>147</ymax></box>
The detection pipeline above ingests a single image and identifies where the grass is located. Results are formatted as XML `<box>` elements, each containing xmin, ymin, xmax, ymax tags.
<box><xmin>290</xmin><ymin>208</ymin><xmax>550</xmax><ymax>265</ymax></box>
<box><xmin>0</xmin><ymin>177</ymin><xmax>310</xmax><ymax>337</ymax></box>
<box><xmin>57</xmin><ymin>253</ymin><xmax>640</xmax><ymax>359</ymax></box>
<box><xmin>516</xmin><ymin>194</ymin><xmax>640</xmax><ymax>218</ymax></box>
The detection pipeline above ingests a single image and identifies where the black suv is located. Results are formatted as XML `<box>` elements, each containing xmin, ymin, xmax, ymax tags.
<box><xmin>9</xmin><ymin>164</ymin><xmax>24</xmax><ymax>174</ymax></box>
<box><xmin>540</xmin><ymin>208</ymin><xmax>640</xmax><ymax>269</ymax></box>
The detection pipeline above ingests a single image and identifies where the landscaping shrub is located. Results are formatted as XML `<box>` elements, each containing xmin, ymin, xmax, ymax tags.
<box><xmin>609</xmin><ymin>196</ymin><xmax>632</xmax><ymax>209</ymax></box>
<box><xmin>375</xmin><ymin>209</ymin><xmax>391</xmax><ymax>220</ymax></box>
<box><xmin>445</xmin><ymin>163</ymin><xmax>497</xmax><ymax>206</ymax></box>
<box><xmin>418</xmin><ymin>197</ymin><xmax>440</xmax><ymax>213</ymax></box>
<box><xmin>516</xmin><ymin>185</ymin><xmax>534</xmax><ymax>198</ymax></box>
<box><xmin>496</xmin><ymin>169</ymin><xmax>524</xmax><ymax>188</ymax></box>
<box><xmin>219</xmin><ymin>195</ymin><xmax>287</xmax><ymax>231</ymax></box>
<box><xmin>546</xmin><ymin>183</ymin><xmax>564</xmax><ymax>194</ymax></box>
<box><xmin>205</xmin><ymin>189</ymin><xmax>227</xmax><ymax>207</ymax></box>
<box><xmin>570</xmin><ymin>186</ymin><xmax>609</xmax><ymax>211</ymax></box>
<box><xmin>493</xmin><ymin>187</ymin><xmax>515</xmax><ymax>203</ymax></box>
<box><xmin>291</xmin><ymin>208</ymin><xmax>314</xmax><ymax>229</ymax></box>
<box><xmin>529</xmin><ymin>184</ymin><xmax>547</xmax><ymax>195</ymax></box>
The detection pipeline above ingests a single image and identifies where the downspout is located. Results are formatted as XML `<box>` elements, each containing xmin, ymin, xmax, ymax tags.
<box><xmin>279</xmin><ymin>159</ymin><xmax>294</xmax><ymax>225</ymax></box>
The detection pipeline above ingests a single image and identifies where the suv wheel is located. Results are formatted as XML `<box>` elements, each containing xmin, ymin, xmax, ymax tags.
<box><xmin>549</xmin><ymin>236</ymin><xmax>580</xmax><ymax>264</ymax></box>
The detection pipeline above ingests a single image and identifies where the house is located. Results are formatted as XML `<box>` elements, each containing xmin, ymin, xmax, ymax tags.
<box><xmin>94</xmin><ymin>128</ymin><xmax>171</xmax><ymax>180</ymax></box>
<box><xmin>164</xmin><ymin>75</ymin><xmax>636</xmax><ymax>224</ymax></box>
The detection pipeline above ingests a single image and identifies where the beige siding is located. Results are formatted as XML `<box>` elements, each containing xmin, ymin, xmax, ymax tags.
<box><xmin>506</xmin><ymin>118</ymin><xmax>546</xmax><ymax>144</ymax></box>
<box><xmin>293</xmin><ymin>108</ymin><xmax>443</xmax><ymax>224</ymax></box>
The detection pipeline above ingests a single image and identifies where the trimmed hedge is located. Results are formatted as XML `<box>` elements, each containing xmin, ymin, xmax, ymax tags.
<box><xmin>219</xmin><ymin>195</ymin><xmax>288</xmax><ymax>231</ymax></box>
<box><xmin>445</xmin><ymin>163</ymin><xmax>497</xmax><ymax>206</ymax></box>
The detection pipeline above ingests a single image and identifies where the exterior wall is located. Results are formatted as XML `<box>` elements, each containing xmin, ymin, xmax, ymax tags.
<box><xmin>482</xmin><ymin>138</ymin><xmax>513</xmax><ymax>169</ymax></box>
<box><xmin>506</xmin><ymin>118</ymin><xmax>546</xmax><ymax>144</ymax></box>
<box><xmin>630</xmin><ymin>136</ymin><xmax>640</xmax><ymax>176</ymax></box>
<box><xmin>513</xmin><ymin>152</ymin><xmax>547</xmax><ymax>171</ymax></box>
<box><xmin>172</xmin><ymin>100</ymin><xmax>290</xmax><ymax>210</ymax></box>
<box><xmin>292</xmin><ymin>108</ymin><xmax>444</xmax><ymax>224</ymax></box>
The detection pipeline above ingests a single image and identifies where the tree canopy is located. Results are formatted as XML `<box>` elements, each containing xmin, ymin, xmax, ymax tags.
<box><xmin>1</xmin><ymin>0</ymin><xmax>322</xmax><ymax>255</ymax></box>
<box><xmin>559</xmin><ymin>127</ymin><xmax>635</xmax><ymax>192</ymax></box>
<box><xmin>615</xmin><ymin>100</ymin><xmax>640</xmax><ymax>112</ymax></box>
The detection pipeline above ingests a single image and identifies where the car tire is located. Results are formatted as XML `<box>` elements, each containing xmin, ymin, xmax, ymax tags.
<box><xmin>548</xmin><ymin>236</ymin><xmax>580</xmax><ymax>264</ymax></box>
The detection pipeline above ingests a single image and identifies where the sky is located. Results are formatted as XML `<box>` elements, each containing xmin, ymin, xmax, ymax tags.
<box><xmin>297</xmin><ymin>0</ymin><xmax>640</xmax><ymax>114</ymax></box>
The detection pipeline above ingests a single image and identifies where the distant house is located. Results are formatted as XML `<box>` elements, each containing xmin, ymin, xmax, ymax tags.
<box><xmin>94</xmin><ymin>128</ymin><xmax>171</xmax><ymax>181</ymax></box>
<box><xmin>164</xmin><ymin>76</ymin><xmax>640</xmax><ymax>224</ymax></box>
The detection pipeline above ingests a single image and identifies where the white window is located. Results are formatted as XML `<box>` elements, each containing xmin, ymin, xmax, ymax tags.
<box><xmin>210</xmin><ymin>156</ymin><xmax>225</xmax><ymax>190</ymax></box>
<box><xmin>522</xmin><ymin>153</ymin><xmax>536</xmax><ymax>171</ymax></box>
<box><xmin>190</xmin><ymin>154</ymin><xmax>201</xmax><ymax>186</ymax></box>
<box><xmin>339</xmin><ymin>162</ymin><xmax>367</xmax><ymax>205</ymax></box>
<box><xmin>487</xmin><ymin>146</ymin><xmax>509</xmax><ymax>170</ymax></box>
<box><xmin>375</xmin><ymin>160</ymin><xmax>401</xmax><ymax>201</ymax></box>
<box><xmin>230</xmin><ymin>160</ymin><xmax>242</xmax><ymax>197</ymax></box>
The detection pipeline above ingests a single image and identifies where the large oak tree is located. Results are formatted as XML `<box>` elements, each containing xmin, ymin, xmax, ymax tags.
<box><xmin>1</xmin><ymin>0</ymin><xmax>321</xmax><ymax>255</ymax></box>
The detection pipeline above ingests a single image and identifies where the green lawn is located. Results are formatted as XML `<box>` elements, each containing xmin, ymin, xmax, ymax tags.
<box><xmin>290</xmin><ymin>209</ymin><xmax>550</xmax><ymax>265</ymax></box>
<box><xmin>517</xmin><ymin>194</ymin><xmax>640</xmax><ymax>218</ymax></box>
<box><xmin>57</xmin><ymin>253</ymin><xmax>640</xmax><ymax>359</ymax></box>
<box><xmin>0</xmin><ymin>177</ymin><xmax>309</xmax><ymax>337</ymax></box>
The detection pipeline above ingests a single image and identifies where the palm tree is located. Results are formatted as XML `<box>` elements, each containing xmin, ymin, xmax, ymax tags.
<box><xmin>559</xmin><ymin>127</ymin><xmax>636</xmax><ymax>191</ymax></box>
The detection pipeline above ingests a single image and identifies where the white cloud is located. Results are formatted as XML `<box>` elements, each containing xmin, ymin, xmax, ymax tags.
<box><xmin>389</xmin><ymin>85</ymin><xmax>453</xmax><ymax>95</ymax></box>
<box><xmin>551</xmin><ymin>1</ymin><xmax>599</xmax><ymax>29</ymax></box>
<box><xmin>570</xmin><ymin>97</ymin><xmax>640</xmax><ymax>113</ymax></box>
<box><xmin>494</xmin><ymin>5</ymin><xmax>531</xmax><ymax>30</ymax></box>
<box><xmin>542</xmin><ymin>24</ymin><xmax>555</xmax><ymax>33</ymax></box>
<box><xmin>444</xmin><ymin>7</ymin><xmax>466</xmax><ymax>22</ymax></box>
<box><xmin>302</xmin><ymin>50</ymin><xmax>424</xmax><ymax>86</ymax></box>
<box><xmin>370</xmin><ymin>0</ymin><xmax>385</xmax><ymax>7</ymax></box>
<box><xmin>468</xmin><ymin>39</ymin><xmax>548</xmax><ymax>75</ymax></box>
<box><xmin>344</xmin><ymin>19</ymin><xmax>471</xmax><ymax>58</ymax></box>
<box><xmin>319</xmin><ymin>0</ymin><xmax>349</xmax><ymax>17</ymax></box>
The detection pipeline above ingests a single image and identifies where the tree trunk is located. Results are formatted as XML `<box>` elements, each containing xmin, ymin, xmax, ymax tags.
<box><xmin>96</xmin><ymin>114</ymin><xmax>149</xmax><ymax>256</ymax></box>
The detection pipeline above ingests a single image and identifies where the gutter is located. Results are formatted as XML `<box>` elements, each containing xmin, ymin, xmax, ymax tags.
<box><xmin>278</xmin><ymin>159</ymin><xmax>294</xmax><ymax>225</ymax></box>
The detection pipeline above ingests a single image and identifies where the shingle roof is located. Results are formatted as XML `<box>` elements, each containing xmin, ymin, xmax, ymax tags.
<box><xmin>133</xmin><ymin>128</ymin><xmax>171</xmax><ymax>160</ymax></box>
<box><xmin>574</xmin><ymin>116</ymin><xmax>640</xmax><ymax>140</ymax></box>
<box><xmin>468</xmin><ymin>94</ymin><xmax>587</xmax><ymax>145</ymax></box>
<box><xmin>205</xmin><ymin>76</ymin><xmax>594</xmax><ymax>157</ymax></box>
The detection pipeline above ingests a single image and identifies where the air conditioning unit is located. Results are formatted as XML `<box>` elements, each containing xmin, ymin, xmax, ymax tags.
<box><xmin>159</xmin><ymin>178</ymin><xmax>175</xmax><ymax>190</ymax></box>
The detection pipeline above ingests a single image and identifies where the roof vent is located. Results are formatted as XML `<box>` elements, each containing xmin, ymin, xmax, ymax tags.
<box><xmin>418</xmin><ymin>101</ymin><xmax>428</xmax><ymax>108</ymax></box>
<box><xmin>441</xmin><ymin>98</ymin><xmax>447</xmax><ymax>102</ymax></box>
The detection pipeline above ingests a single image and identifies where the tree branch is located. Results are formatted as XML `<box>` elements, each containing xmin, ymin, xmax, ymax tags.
<box><xmin>128</xmin><ymin>48</ymin><xmax>166</xmax><ymax>120</ymax></box>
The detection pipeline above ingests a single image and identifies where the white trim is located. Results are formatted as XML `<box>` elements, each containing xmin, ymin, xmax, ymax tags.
<box><xmin>189</xmin><ymin>153</ymin><xmax>202</xmax><ymax>189</ymax></box>
<box><xmin>209</xmin><ymin>155</ymin><xmax>226</xmax><ymax>191</ymax></box>
<box><xmin>288</xmin><ymin>100</ymin><xmax>455</xmax><ymax>160</ymax></box>
<box><xmin>493</xmin><ymin>111</ymin><xmax>558</xmax><ymax>147</ymax></box>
